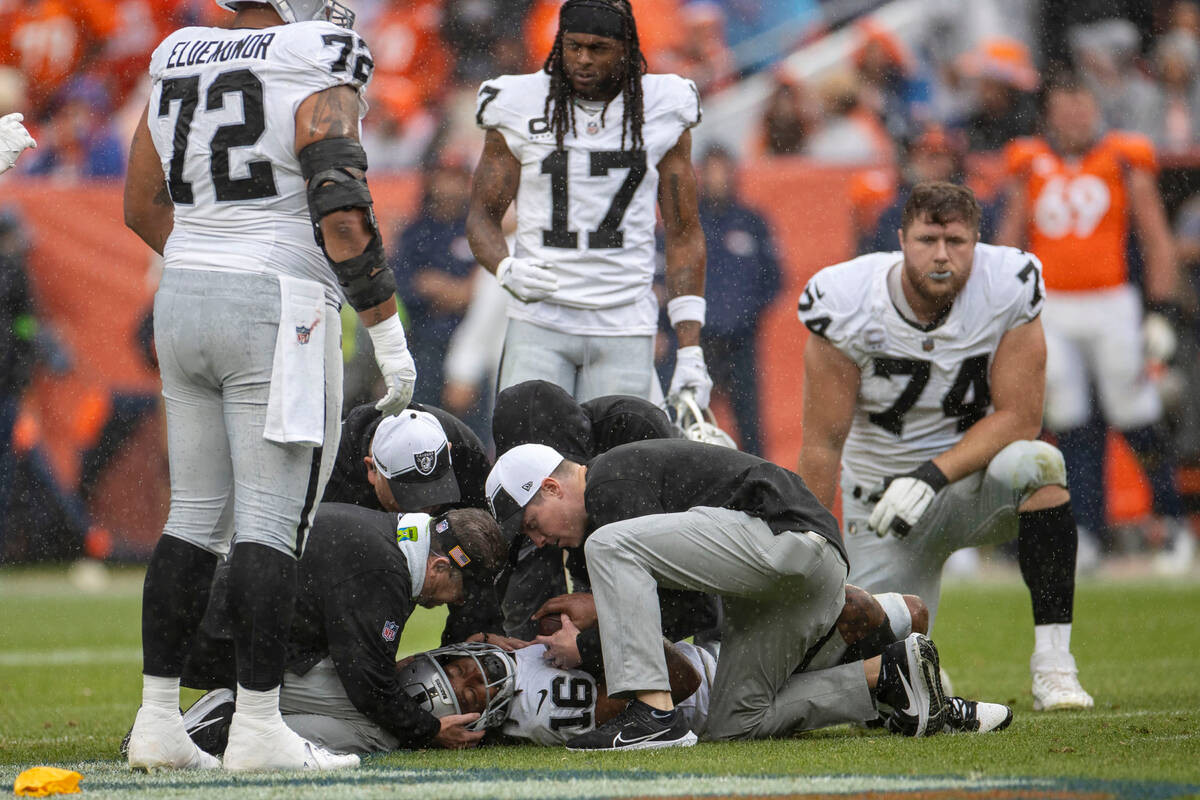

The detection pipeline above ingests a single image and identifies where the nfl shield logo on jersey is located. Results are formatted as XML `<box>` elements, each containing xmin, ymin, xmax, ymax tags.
<box><xmin>382</xmin><ymin>621</ymin><xmax>399</xmax><ymax>642</ymax></box>
<box><xmin>415</xmin><ymin>451</ymin><xmax>437</xmax><ymax>476</ymax></box>
<box><xmin>295</xmin><ymin>324</ymin><xmax>312</xmax><ymax>344</ymax></box>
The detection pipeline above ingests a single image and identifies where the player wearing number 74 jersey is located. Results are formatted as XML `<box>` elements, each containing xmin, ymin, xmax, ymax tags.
<box><xmin>467</xmin><ymin>0</ymin><xmax>710</xmax><ymax>407</ymax></box>
<box><xmin>797</xmin><ymin>181</ymin><xmax>1093</xmax><ymax>713</ymax></box>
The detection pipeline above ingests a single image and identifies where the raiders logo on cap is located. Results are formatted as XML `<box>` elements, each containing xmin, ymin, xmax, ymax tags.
<box><xmin>415</xmin><ymin>450</ymin><xmax>438</xmax><ymax>476</ymax></box>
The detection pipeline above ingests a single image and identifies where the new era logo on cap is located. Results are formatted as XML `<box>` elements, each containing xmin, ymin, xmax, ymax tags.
<box><xmin>485</xmin><ymin>444</ymin><xmax>565</xmax><ymax>542</ymax></box>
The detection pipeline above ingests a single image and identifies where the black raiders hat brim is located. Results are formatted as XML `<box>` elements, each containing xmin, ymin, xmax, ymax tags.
<box><xmin>386</xmin><ymin>470</ymin><xmax>461</xmax><ymax>512</ymax></box>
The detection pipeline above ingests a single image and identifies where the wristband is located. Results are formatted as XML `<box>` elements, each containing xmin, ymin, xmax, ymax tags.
<box><xmin>667</xmin><ymin>295</ymin><xmax>706</xmax><ymax>328</ymax></box>
<box><xmin>907</xmin><ymin>460</ymin><xmax>949</xmax><ymax>492</ymax></box>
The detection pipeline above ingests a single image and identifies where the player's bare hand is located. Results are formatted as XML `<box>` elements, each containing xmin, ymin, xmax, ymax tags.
<box><xmin>535</xmin><ymin>614</ymin><xmax>582</xmax><ymax>669</ymax></box>
<box><xmin>434</xmin><ymin>713</ymin><xmax>485</xmax><ymax>749</ymax></box>
<box><xmin>466</xmin><ymin>632</ymin><xmax>531</xmax><ymax>651</ymax></box>
<box><xmin>533</xmin><ymin>592</ymin><xmax>597</xmax><ymax>631</ymax></box>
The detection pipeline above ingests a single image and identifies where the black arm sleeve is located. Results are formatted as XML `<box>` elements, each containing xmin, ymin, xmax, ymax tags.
<box><xmin>324</xmin><ymin>572</ymin><xmax>440</xmax><ymax>749</ymax></box>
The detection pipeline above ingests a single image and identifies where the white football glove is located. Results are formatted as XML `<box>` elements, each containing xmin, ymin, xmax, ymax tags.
<box><xmin>668</xmin><ymin>345</ymin><xmax>713</xmax><ymax>409</ymax></box>
<box><xmin>496</xmin><ymin>256</ymin><xmax>558</xmax><ymax>302</ymax></box>
<box><xmin>367</xmin><ymin>315</ymin><xmax>417</xmax><ymax>416</ymax></box>
<box><xmin>866</xmin><ymin>461</ymin><xmax>948</xmax><ymax>537</ymax></box>
<box><xmin>0</xmin><ymin>113</ymin><xmax>37</xmax><ymax>175</ymax></box>
<box><xmin>1142</xmin><ymin>311</ymin><xmax>1177</xmax><ymax>363</ymax></box>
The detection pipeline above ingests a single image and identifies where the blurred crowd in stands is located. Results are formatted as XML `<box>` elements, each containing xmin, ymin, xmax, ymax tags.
<box><xmin>5</xmin><ymin>0</ymin><xmax>1200</xmax><ymax>568</ymax></box>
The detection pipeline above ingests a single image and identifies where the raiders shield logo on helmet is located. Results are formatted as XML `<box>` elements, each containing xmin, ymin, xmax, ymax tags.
<box><xmin>414</xmin><ymin>450</ymin><xmax>438</xmax><ymax>476</ymax></box>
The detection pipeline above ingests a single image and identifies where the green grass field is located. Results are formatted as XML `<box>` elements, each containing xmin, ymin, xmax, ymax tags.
<box><xmin>1</xmin><ymin>565</ymin><xmax>1198</xmax><ymax>799</ymax></box>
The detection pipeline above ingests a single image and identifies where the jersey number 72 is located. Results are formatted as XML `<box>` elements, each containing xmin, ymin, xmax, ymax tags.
<box><xmin>158</xmin><ymin>69</ymin><xmax>278</xmax><ymax>204</ymax></box>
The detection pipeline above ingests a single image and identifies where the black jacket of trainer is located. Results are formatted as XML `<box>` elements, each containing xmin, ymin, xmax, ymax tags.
<box><xmin>322</xmin><ymin>402</ymin><xmax>491</xmax><ymax>512</ymax></box>
<box><xmin>286</xmin><ymin>503</ymin><xmax>504</xmax><ymax>748</ymax></box>
<box><xmin>492</xmin><ymin>380</ymin><xmax>677</xmax><ymax>461</ymax></box>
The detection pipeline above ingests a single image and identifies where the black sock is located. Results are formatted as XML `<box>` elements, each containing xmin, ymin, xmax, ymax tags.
<box><xmin>872</xmin><ymin>639</ymin><xmax>906</xmax><ymax>706</ymax></box>
<box><xmin>843</xmin><ymin>612</ymin><xmax>897</xmax><ymax>664</ymax></box>
<box><xmin>227</xmin><ymin>542</ymin><xmax>297</xmax><ymax>692</ymax></box>
<box><xmin>647</xmin><ymin>704</ymin><xmax>676</xmax><ymax>722</ymax></box>
<box><xmin>142</xmin><ymin>535</ymin><xmax>219</xmax><ymax>677</ymax></box>
<box><xmin>1018</xmin><ymin>501</ymin><xmax>1077</xmax><ymax>625</ymax></box>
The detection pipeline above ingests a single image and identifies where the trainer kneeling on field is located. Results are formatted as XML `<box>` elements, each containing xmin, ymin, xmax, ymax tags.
<box><xmin>486</xmin><ymin>439</ymin><xmax>1008</xmax><ymax>750</ymax></box>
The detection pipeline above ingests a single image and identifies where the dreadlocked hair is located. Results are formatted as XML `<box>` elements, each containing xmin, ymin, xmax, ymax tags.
<box><xmin>541</xmin><ymin>0</ymin><xmax>647</xmax><ymax>152</ymax></box>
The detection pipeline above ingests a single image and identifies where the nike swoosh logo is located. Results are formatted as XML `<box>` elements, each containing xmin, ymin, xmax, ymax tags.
<box><xmin>186</xmin><ymin>717</ymin><xmax>224</xmax><ymax>734</ymax></box>
<box><xmin>613</xmin><ymin>729</ymin><xmax>668</xmax><ymax>747</ymax></box>
<box><xmin>896</xmin><ymin>668</ymin><xmax>920</xmax><ymax>717</ymax></box>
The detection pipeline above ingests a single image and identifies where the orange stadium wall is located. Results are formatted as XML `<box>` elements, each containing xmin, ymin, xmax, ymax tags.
<box><xmin>3</xmin><ymin>166</ymin><xmax>1153</xmax><ymax>558</ymax></box>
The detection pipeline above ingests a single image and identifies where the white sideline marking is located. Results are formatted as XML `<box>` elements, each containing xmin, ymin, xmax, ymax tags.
<box><xmin>0</xmin><ymin>647</ymin><xmax>141</xmax><ymax>667</ymax></box>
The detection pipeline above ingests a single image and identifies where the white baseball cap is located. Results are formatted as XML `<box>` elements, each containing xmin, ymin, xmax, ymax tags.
<box><xmin>371</xmin><ymin>410</ymin><xmax>459</xmax><ymax>510</ymax></box>
<box><xmin>485</xmin><ymin>443</ymin><xmax>564</xmax><ymax>541</ymax></box>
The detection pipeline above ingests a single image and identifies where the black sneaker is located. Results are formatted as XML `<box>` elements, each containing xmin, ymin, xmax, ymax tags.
<box><xmin>942</xmin><ymin>696</ymin><xmax>1013</xmax><ymax>734</ymax></box>
<box><xmin>565</xmin><ymin>699</ymin><xmax>697</xmax><ymax>751</ymax></box>
<box><xmin>875</xmin><ymin>633</ymin><xmax>948</xmax><ymax>737</ymax></box>
<box><xmin>181</xmin><ymin>688</ymin><xmax>235</xmax><ymax>756</ymax></box>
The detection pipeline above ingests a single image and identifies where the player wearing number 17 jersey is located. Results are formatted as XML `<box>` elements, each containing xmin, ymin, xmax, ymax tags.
<box><xmin>797</xmin><ymin>182</ymin><xmax>1093</xmax><ymax>713</ymax></box>
<box><xmin>467</xmin><ymin>0</ymin><xmax>711</xmax><ymax>408</ymax></box>
<box><xmin>123</xmin><ymin>0</ymin><xmax>416</xmax><ymax>773</ymax></box>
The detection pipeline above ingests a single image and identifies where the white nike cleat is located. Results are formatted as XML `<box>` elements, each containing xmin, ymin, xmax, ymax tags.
<box><xmin>1031</xmin><ymin>651</ymin><xmax>1094</xmax><ymax>711</ymax></box>
<box><xmin>127</xmin><ymin>705</ymin><xmax>221</xmax><ymax>771</ymax></box>
<box><xmin>877</xmin><ymin>633</ymin><xmax>949</xmax><ymax>737</ymax></box>
<box><xmin>222</xmin><ymin>712</ymin><xmax>359</xmax><ymax>771</ymax></box>
<box><xmin>943</xmin><ymin>697</ymin><xmax>1013</xmax><ymax>733</ymax></box>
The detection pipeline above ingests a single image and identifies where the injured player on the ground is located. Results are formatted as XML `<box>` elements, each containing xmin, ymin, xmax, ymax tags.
<box><xmin>160</xmin><ymin>586</ymin><xmax>1012</xmax><ymax>754</ymax></box>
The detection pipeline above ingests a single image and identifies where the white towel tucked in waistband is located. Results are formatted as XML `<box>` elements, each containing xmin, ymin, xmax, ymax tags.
<box><xmin>264</xmin><ymin>275</ymin><xmax>327</xmax><ymax>446</ymax></box>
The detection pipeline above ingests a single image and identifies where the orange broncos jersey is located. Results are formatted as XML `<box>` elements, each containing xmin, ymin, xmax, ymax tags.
<box><xmin>1004</xmin><ymin>132</ymin><xmax>1157</xmax><ymax>292</ymax></box>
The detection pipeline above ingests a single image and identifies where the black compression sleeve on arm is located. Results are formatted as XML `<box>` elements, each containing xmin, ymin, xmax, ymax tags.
<box><xmin>298</xmin><ymin>137</ymin><xmax>397</xmax><ymax>312</ymax></box>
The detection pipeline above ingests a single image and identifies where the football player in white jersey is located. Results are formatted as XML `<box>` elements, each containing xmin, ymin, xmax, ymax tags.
<box><xmin>797</xmin><ymin>182</ymin><xmax>1093</xmax><ymax>714</ymax></box>
<box><xmin>122</xmin><ymin>0</ymin><xmax>416</xmax><ymax>772</ymax></box>
<box><xmin>466</xmin><ymin>0</ymin><xmax>711</xmax><ymax>408</ymax></box>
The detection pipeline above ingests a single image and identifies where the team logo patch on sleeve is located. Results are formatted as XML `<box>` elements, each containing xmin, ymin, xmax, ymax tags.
<box><xmin>381</xmin><ymin>621</ymin><xmax>399</xmax><ymax>642</ymax></box>
<box><xmin>449</xmin><ymin>545</ymin><xmax>471</xmax><ymax>568</ymax></box>
<box><xmin>396</xmin><ymin>526</ymin><xmax>419</xmax><ymax>544</ymax></box>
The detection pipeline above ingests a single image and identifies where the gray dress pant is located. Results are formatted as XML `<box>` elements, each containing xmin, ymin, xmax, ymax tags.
<box><xmin>585</xmin><ymin>506</ymin><xmax>877</xmax><ymax>741</ymax></box>
<box><xmin>280</xmin><ymin>658</ymin><xmax>397</xmax><ymax>754</ymax></box>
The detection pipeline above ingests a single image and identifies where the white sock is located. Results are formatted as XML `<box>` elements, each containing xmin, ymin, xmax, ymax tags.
<box><xmin>235</xmin><ymin>684</ymin><xmax>282</xmax><ymax>724</ymax></box>
<box><xmin>142</xmin><ymin>675</ymin><xmax>180</xmax><ymax>713</ymax></box>
<box><xmin>1033</xmin><ymin>623</ymin><xmax>1072</xmax><ymax>656</ymax></box>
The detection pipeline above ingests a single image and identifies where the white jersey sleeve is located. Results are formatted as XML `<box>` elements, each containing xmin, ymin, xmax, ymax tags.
<box><xmin>501</xmin><ymin>646</ymin><xmax>598</xmax><ymax>745</ymax></box>
<box><xmin>147</xmin><ymin>22</ymin><xmax>372</xmax><ymax>299</ymax></box>
<box><xmin>474</xmin><ymin>72</ymin><xmax>701</xmax><ymax>316</ymax></box>
<box><xmin>803</xmin><ymin>245</ymin><xmax>1043</xmax><ymax>487</ymax></box>
<box><xmin>797</xmin><ymin>253</ymin><xmax>891</xmax><ymax>357</ymax></box>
